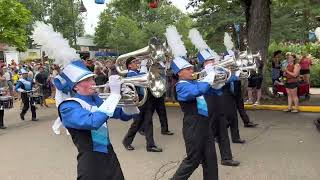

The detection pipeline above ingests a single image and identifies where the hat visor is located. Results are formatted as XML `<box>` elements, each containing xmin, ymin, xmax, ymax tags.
<box><xmin>179</xmin><ymin>64</ymin><xmax>193</xmax><ymax>73</ymax></box>
<box><xmin>77</xmin><ymin>73</ymin><xmax>96</xmax><ymax>83</ymax></box>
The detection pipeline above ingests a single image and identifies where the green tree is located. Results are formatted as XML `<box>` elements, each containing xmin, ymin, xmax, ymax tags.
<box><xmin>0</xmin><ymin>0</ymin><xmax>31</xmax><ymax>51</ymax></box>
<box><xmin>19</xmin><ymin>0</ymin><xmax>85</xmax><ymax>47</ymax></box>
<box><xmin>94</xmin><ymin>0</ymin><xmax>193</xmax><ymax>53</ymax></box>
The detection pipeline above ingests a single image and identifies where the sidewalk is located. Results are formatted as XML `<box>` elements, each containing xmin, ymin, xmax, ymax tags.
<box><xmin>45</xmin><ymin>88</ymin><xmax>320</xmax><ymax>112</ymax></box>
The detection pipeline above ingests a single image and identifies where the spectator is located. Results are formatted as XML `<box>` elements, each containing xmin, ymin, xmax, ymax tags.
<box><xmin>283</xmin><ymin>53</ymin><xmax>300</xmax><ymax>113</ymax></box>
<box><xmin>299</xmin><ymin>54</ymin><xmax>312</xmax><ymax>84</ymax></box>
<box><xmin>35</xmin><ymin>66</ymin><xmax>50</xmax><ymax>107</ymax></box>
<box><xmin>85</xmin><ymin>59</ymin><xmax>95</xmax><ymax>72</ymax></box>
<box><xmin>271</xmin><ymin>50</ymin><xmax>282</xmax><ymax>94</ymax></box>
<box><xmin>94</xmin><ymin>66</ymin><xmax>108</xmax><ymax>93</ymax></box>
<box><xmin>3</xmin><ymin>67</ymin><xmax>13</xmax><ymax>96</ymax></box>
<box><xmin>245</xmin><ymin>57</ymin><xmax>264</xmax><ymax>105</ymax></box>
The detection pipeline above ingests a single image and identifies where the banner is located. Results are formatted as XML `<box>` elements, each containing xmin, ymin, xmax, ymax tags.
<box><xmin>4</xmin><ymin>51</ymin><xmax>19</xmax><ymax>65</ymax></box>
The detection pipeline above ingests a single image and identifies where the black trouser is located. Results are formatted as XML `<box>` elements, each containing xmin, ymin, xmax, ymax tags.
<box><xmin>140</xmin><ymin>94</ymin><xmax>170</xmax><ymax>133</ymax></box>
<box><xmin>0</xmin><ymin>110</ymin><xmax>4</xmax><ymax>127</ymax></box>
<box><xmin>123</xmin><ymin>91</ymin><xmax>156</xmax><ymax>148</ymax></box>
<box><xmin>233</xmin><ymin>81</ymin><xmax>250</xmax><ymax>125</ymax></box>
<box><xmin>172</xmin><ymin>114</ymin><xmax>218</xmax><ymax>180</ymax></box>
<box><xmin>233</xmin><ymin>92</ymin><xmax>250</xmax><ymax>125</ymax></box>
<box><xmin>77</xmin><ymin>145</ymin><xmax>124</xmax><ymax>180</ymax></box>
<box><xmin>222</xmin><ymin>88</ymin><xmax>241</xmax><ymax>141</ymax></box>
<box><xmin>205</xmin><ymin>94</ymin><xmax>233</xmax><ymax>160</ymax></box>
<box><xmin>21</xmin><ymin>93</ymin><xmax>36</xmax><ymax>119</ymax></box>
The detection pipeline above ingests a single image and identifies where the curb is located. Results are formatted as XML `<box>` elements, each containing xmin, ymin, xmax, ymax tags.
<box><xmin>45</xmin><ymin>99</ymin><xmax>320</xmax><ymax>113</ymax></box>
<box><xmin>165</xmin><ymin>102</ymin><xmax>320</xmax><ymax>113</ymax></box>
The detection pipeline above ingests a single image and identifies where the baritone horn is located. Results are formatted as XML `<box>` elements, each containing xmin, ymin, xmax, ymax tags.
<box><xmin>192</xmin><ymin>66</ymin><xmax>232</xmax><ymax>85</ymax></box>
<box><xmin>93</xmin><ymin>73</ymin><xmax>151</xmax><ymax>107</ymax></box>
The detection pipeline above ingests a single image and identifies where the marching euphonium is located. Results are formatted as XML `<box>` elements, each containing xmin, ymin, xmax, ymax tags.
<box><xmin>97</xmin><ymin>37</ymin><xmax>170</xmax><ymax>107</ymax></box>
<box><xmin>92</xmin><ymin>73</ymin><xmax>150</xmax><ymax>107</ymax></box>
<box><xmin>192</xmin><ymin>66</ymin><xmax>232</xmax><ymax>86</ymax></box>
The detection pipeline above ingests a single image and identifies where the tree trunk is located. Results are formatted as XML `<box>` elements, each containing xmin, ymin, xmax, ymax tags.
<box><xmin>242</xmin><ymin>0</ymin><xmax>272</xmax><ymax>96</ymax></box>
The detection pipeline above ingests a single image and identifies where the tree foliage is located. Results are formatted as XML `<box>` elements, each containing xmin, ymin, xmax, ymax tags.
<box><xmin>19</xmin><ymin>0</ymin><xmax>85</xmax><ymax>47</ymax></box>
<box><xmin>94</xmin><ymin>0</ymin><xmax>193</xmax><ymax>53</ymax></box>
<box><xmin>0</xmin><ymin>0</ymin><xmax>31</xmax><ymax>51</ymax></box>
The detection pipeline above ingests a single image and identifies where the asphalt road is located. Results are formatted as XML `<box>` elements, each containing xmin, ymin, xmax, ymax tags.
<box><xmin>0</xmin><ymin>105</ymin><xmax>319</xmax><ymax>180</ymax></box>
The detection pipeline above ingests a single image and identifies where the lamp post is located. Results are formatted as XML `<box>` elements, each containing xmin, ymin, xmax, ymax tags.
<box><xmin>71</xmin><ymin>0</ymin><xmax>87</xmax><ymax>47</ymax></box>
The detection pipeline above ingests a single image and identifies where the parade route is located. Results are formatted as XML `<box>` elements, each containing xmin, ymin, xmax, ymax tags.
<box><xmin>0</xmin><ymin>105</ymin><xmax>319</xmax><ymax>180</ymax></box>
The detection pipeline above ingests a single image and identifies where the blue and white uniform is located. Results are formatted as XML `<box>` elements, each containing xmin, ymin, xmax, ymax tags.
<box><xmin>59</xmin><ymin>93</ymin><xmax>131</xmax><ymax>180</ymax></box>
<box><xmin>15</xmin><ymin>76</ymin><xmax>36</xmax><ymax>120</ymax></box>
<box><xmin>170</xmin><ymin>56</ymin><xmax>218</xmax><ymax>180</ymax></box>
<box><xmin>172</xmin><ymin>79</ymin><xmax>218</xmax><ymax>180</ymax></box>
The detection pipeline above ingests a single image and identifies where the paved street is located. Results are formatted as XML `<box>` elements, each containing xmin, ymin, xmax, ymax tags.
<box><xmin>0</xmin><ymin>104</ymin><xmax>320</xmax><ymax>180</ymax></box>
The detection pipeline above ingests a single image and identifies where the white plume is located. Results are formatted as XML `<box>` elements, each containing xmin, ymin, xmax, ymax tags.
<box><xmin>224</xmin><ymin>32</ymin><xmax>234</xmax><ymax>51</ymax></box>
<box><xmin>31</xmin><ymin>21</ymin><xmax>79</xmax><ymax>67</ymax></box>
<box><xmin>188</xmin><ymin>28</ymin><xmax>220</xmax><ymax>60</ymax></box>
<box><xmin>315</xmin><ymin>27</ymin><xmax>320</xmax><ymax>41</ymax></box>
<box><xmin>188</xmin><ymin>28</ymin><xmax>209</xmax><ymax>50</ymax></box>
<box><xmin>164</xmin><ymin>25</ymin><xmax>187</xmax><ymax>58</ymax></box>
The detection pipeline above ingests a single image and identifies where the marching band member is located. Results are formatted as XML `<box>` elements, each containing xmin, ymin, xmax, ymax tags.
<box><xmin>166</xmin><ymin>26</ymin><xmax>218</xmax><ymax>180</ymax></box>
<box><xmin>15</xmin><ymin>69</ymin><xmax>37</xmax><ymax>121</ymax></box>
<box><xmin>58</xmin><ymin>60</ymin><xmax>136</xmax><ymax>180</ymax></box>
<box><xmin>171</xmin><ymin>57</ymin><xmax>218</xmax><ymax>180</ymax></box>
<box><xmin>32</xmin><ymin>22</ymin><xmax>138</xmax><ymax>179</ymax></box>
<box><xmin>222</xmin><ymin>33</ymin><xmax>246</xmax><ymax>143</ymax></box>
<box><xmin>221</xmin><ymin>56</ymin><xmax>246</xmax><ymax>144</ymax></box>
<box><xmin>122</xmin><ymin>56</ymin><xmax>163</xmax><ymax>152</ymax></box>
<box><xmin>189</xmin><ymin>29</ymin><xmax>240</xmax><ymax>166</ymax></box>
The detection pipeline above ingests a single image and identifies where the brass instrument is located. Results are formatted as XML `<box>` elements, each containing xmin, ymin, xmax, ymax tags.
<box><xmin>236</xmin><ymin>49</ymin><xmax>261</xmax><ymax>78</ymax></box>
<box><xmin>115</xmin><ymin>37</ymin><xmax>170</xmax><ymax>99</ymax></box>
<box><xmin>192</xmin><ymin>66</ymin><xmax>231</xmax><ymax>85</ymax></box>
<box><xmin>215</xmin><ymin>56</ymin><xmax>241</xmax><ymax>72</ymax></box>
<box><xmin>92</xmin><ymin>73</ymin><xmax>150</xmax><ymax>107</ymax></box>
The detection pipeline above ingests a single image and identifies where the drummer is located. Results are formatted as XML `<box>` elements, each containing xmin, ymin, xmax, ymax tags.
<box><xmin>15</xmin><ymin>69</ymin><xmax>38</xmax><ymax>121</ymax></box>
<box><xmin>0</xmin><ymin>71</ymin><xmax>7</xmax><ymax>129</ymax></box>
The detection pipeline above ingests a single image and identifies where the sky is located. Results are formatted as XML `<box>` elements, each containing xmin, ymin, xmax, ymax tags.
<box><xmin>82</xmin><ymin>0</ymin><xmax>191</xmax><ymax>35</ymax></box>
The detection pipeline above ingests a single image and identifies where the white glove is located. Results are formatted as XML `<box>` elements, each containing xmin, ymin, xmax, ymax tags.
<box><xmin>224</xmin><ymin>55</ymin><xmax>233</xmax><ymax>61</ymax></box>
<box><xmin>212</xmin><ymin>83</ymin><xmax>225</xmax><ymax>90</ymax></box>
<box><xmin>204</xmin><ymin>64</ymin><xmax>214</xmax><ymax>74</ymax></box>
<box><xmin>227</xmin><ymin>50</ymin><xmax>235</xmax><ymax>57</ymax></box>
<box><xmin>235</xmin><ymin>70</ymin><xmax>241</xmax><ymax>77</ymax></box>
<box><xmin>122</xmin><ymin>106</ymin><xmax>140</xmax><ymax>115</ymax></box>
<box><xmin>159</xmin><ymin>61</ymin><xmax>165</xmax><ymax>68</ymax></box>
<box><xmin>140</xmin><ymin>59</ymin><xmax>148</xmax><ymax>66</ymax></box>
<box><xmin>97</xmin><ymin>94</ymin><xmax>121</xmax><ymax>117</ymax></box>
<box><xmin>140</xmin><ymin>59</ymin><xmax>148</xmax><ymax>73</ymax></box>
<box><xmin>200</xmin><ymin>71</ymin><xmax>215</xmax><ymax>86</ymax></box>
<box><xmin>109</xmin><ymin>75</ymin><xmax>122</xmax><ymax>95</ymax></box>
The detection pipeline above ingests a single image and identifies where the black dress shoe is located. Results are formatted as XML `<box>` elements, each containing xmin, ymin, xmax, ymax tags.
<box><xmin>122</xmin><ymin>140</ymin><xmax>135</xmax><ymax>151</ymax></box>
<box><xmin>232</xmin><ymin>139</ymin><xmax>246</xmax><ymax>144</ymax></box>
<box><xmin>221</xmin><ymin>159</ymin><xmax>240</xmax><ymax>166</ymax></box>
<box><xmin>31</xmin><ymin>118</ymin><xmax>39</xmax><ymax>121</ymax></box>
<box><xmin>147</xmin><ymin>146</ymin><xmax>162</xmax><ymax>152</ymax></box>
<box><xmin>0</xmin><ymin>126</ymin><xmax>7</xmax><ymax>129</ymax></box>
<box><xmin>124</xmin><ymin>144</ymin><xmax>135</xmax><ymax>151</ymax></box>
<box><xmin>161</xmin><ymin>131</ymin><xmax>174</xmax><ymax>135</ymax></box>
<box><xmin>138</xmin><ymin>130</ymin><xmax>145</xmax><ymax>136</ymax></box>
<box><xmin>20</xmin><ymin>113</ymin><xmax>24</xmax><ymax>120</ymax></box>
<box><xmin>244</xmin><ymin>122</ymin><xmax>258</xmax><ymax>128</ymax></box>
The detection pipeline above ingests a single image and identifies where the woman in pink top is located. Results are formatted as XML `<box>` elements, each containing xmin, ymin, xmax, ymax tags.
<box><xmin>299</xmin><ymin>54</ymin><xmax>312</xmax><ymax>84</ymax></box>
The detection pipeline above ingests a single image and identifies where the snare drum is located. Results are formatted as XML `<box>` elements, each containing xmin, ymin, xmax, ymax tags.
<box><xmin>0</xmin><ymin>96</ymin><xmax>13</xmax><ymax>109</ymax></box>
<box><xmin>30</xmin><ymin>95</ymin><xmax>43</xmax><ymax>105</ymax></box>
